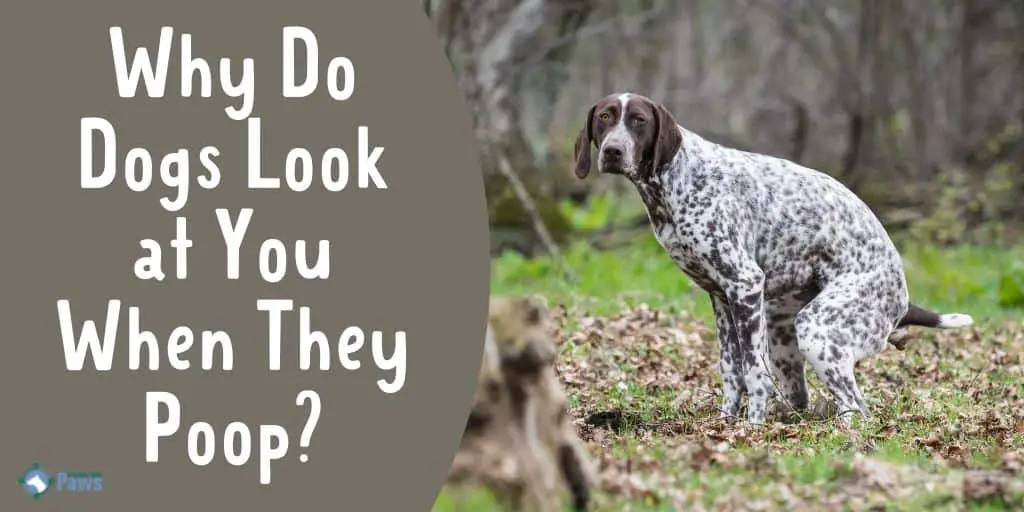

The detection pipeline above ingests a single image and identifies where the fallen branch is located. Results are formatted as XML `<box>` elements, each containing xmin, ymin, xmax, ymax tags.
<box><xmin>494</xmin><ymin>150</ymin><xmax>578</xmax><ymax>282</ymax></box>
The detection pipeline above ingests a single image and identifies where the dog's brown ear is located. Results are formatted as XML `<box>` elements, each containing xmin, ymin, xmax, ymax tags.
<box><xmin>651</xmin><ymin>101</ymin><xmax>682</xmax><ymax>173</ymax></box>
<box><xmin>573</xmin><ymin>104</ymin><xmax>597</xmax><ymax>179</ymax></box>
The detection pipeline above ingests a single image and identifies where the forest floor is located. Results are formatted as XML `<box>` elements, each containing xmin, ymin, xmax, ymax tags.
<box><xmin>548</xmin><ymin>302</ymin><xmax>1024</xmax><ymax>511</ymax></box>
<box><xmin>436</xmin><ymin>228</ymin><xmax>1024</xmax><ymax>511</ymax></box>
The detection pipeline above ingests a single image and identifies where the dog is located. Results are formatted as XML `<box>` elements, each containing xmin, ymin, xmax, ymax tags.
<box><xmin>571</xmin><ymin>92</ymin><xmax>974</xmax><ymax>425</ymax></box>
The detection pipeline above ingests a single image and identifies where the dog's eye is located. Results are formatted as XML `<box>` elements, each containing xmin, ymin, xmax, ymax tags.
<box><xmin>632</xmin><ymin>117</ymin><xmax>646</xmax><ymax>126</ymax></box>
<box><xmin>599</xmin><ymin>112</ymin><xmax>611</xmax><ymax>122</ymax></box>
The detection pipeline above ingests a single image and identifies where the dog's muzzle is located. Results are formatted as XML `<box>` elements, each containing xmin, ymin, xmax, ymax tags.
<box><xmin>599</xmin><ymin>145</ymin><xmax>626</xmax><ymax>174</ymax></box>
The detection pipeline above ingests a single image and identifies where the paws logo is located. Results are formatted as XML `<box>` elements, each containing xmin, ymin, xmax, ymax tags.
<box><xmin>18</xmin><ymin>463</ymin><xmax>55</xmax><ymax>500</ymax></box>
<box><xmin>17</xmin><ymin>463</ymin><xmax>103</xmax><ymax>499</ymax></box>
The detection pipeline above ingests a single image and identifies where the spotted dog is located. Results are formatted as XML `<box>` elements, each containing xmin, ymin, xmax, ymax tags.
<box><xmin>572</xmin><ymin>92</ymin><xmax>974</xmax><ymax>425</ymax></box>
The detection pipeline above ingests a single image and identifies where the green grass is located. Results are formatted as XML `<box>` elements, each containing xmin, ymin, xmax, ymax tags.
<box><xmin>438</xmin><ymin>196</ymin><xmax>1024</xmax><ymax>511</ymax></box>
<box><xmin>491</xmin><ymin>231</ymin><xmax>1024</xmax><ymax>324</ymax></box>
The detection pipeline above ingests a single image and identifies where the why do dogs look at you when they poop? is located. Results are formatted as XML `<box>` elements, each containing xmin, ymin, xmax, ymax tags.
<box><xmin>572</xmin><ymin>92</ymin><xmax>975</xmax><ymax>426</ymax></box>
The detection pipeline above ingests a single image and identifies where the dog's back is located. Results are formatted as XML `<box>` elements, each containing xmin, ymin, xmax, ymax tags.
<box><xmin>677</xmin><ymin>129</ymin><xmax>906</xmax><ymax>301</ymax></box>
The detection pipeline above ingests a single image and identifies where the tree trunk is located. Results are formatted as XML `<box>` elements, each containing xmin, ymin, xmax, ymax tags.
<box><xmin>431</xmin><ymin>0</ymin><xmax>597</xmax><ymax>255</ymax></box>
<box><xmin>436</xmin><ymin>0</ymin><xmax>596</xmax><ymax>173</ymax></box>
<box><xmin>634</xmin><ymin>0</ymin><xmax>663</xmax><ymax>95</ymax></box>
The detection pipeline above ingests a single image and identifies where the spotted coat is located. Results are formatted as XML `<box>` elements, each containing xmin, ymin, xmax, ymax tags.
<box><xmin>572</xmin><ymin>92</ymin><xmax>975</xmax><ymax>425</ymax></box>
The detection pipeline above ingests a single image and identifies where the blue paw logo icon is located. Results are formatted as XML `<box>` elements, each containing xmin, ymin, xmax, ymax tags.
<box><xmin>18</xmin><ymin>463</ymin><xmax>55</xmax><ymax>500</ymax></box>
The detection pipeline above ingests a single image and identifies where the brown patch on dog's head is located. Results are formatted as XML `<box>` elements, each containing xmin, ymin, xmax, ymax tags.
<box><xmin>572</xmin><ymin>96</ymin><xmax>610</xmax><ymax>179</ymax></box>
<box><xmin>573</xmin><ymin>93</ymin><xmax>683</xmax><ymax>181</ymax></box>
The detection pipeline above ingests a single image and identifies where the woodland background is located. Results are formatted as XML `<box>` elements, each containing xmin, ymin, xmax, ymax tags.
<box><xmin>424</xmin><ymin>0</ymin><xmax>1024</xmax><ymax>255</ymax></box>
<box><xmin>425</xmin><ymin>1</ymin><xmax>1024</xmax><ymax>510</ymax></box>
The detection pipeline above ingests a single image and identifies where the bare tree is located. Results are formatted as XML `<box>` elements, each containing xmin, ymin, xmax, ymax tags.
<box><xmin>428</xmin><ymin>0</ymin><xmax>1024</xmax><ymax>250</ymax></box>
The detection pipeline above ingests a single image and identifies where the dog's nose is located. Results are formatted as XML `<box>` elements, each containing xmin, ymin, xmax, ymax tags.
<box><xmin>602</xmin><ymin>146</ymin><xmax>623</xmax><ymax>160</ymax></box>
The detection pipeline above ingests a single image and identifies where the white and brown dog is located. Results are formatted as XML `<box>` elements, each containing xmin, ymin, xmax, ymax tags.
<box><xmin>573</xmin><ymin>92</ymin><xmax>974</xmax><ymax>425</ymax></box>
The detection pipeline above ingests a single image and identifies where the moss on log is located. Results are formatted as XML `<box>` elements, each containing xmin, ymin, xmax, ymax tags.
<box><xmin>484</xmin><ymin>169</ymin><xmax>572</xmax><ymax>256</ymax></box>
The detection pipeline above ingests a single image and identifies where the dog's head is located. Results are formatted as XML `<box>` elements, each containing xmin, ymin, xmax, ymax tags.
<box><xmin>572</xmin><ymin>92</ymin><xmax>682</xmax><ymax>181</ymax></box>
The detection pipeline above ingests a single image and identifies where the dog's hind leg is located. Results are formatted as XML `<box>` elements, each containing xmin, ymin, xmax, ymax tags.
<box><xmin>794</xmin><ymin>280</ymin><xmax>893</xmax><ymax>425</ymax></box>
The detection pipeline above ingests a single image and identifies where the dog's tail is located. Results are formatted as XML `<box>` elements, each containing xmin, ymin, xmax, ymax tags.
<box><xmin>887</xmin><ymin>303</ymin><xmax>973</xmax><ymax>351</ymax></box>
<box><xmin>898</xmin><ymin>303</ymin><xmax>974</xmax><ymax>329</ymax></box>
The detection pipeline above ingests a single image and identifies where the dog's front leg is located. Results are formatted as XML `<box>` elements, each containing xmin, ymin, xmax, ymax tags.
<box><xmin>721</xmin><ymin>266</ymin><xmax>771</xmax><ymax>425</ymax></box>
<box><xmin>710</xmin><ymin>294</ymin><xmax>744</xmax><ymax>419</ymax></box>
